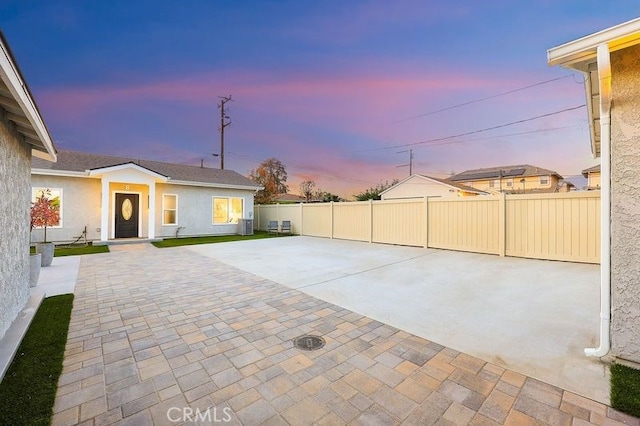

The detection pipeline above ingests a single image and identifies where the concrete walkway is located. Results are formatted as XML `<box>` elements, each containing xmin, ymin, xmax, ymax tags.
<box><xmin>50</xmin><ymin>243</ymin><xmax>639</xmax><ymax>425</ymax></box>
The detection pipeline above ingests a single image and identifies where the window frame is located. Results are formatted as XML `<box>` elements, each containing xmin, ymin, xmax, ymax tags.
<box><xmin>540</xmin><ymin>175</ymin><xmax>549</xmax><ymax>185</ymax></box>
<box><xmin>506</xmin><ymin>178</ymin><xmax>513</xmax><ymax>187</ymax></box>
<box><xmin>212</xmin><ymin>197</ymin><xmax>244</xmax><ymax>225</ymax></box>
<box><xmin>162</xmin><ymin>193</ymin><xmax>178</xmax><ymax>226</ymax></box>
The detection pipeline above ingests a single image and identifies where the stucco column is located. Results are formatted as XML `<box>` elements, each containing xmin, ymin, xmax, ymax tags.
<box><xmin>100</xmin><ymin>177</ymin><xmax>110</xmax><ymax>242</ymax></box>
<box><xmin>148</xmin><ymin>181</ymin><xmax>156</xmax><ymax>239</ymax></box>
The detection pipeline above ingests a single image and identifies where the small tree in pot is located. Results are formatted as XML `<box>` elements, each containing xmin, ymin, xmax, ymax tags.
<box><xmin>30</xmin><ymin>189</ymin><xmax>60</xmax><ymax>267</ymax></box>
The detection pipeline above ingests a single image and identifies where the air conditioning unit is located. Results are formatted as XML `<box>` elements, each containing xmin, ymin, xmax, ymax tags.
<box><xmin>238</xmin><ymin>219</ymin><xmax>254</xmax><ymax>236</ymax></box>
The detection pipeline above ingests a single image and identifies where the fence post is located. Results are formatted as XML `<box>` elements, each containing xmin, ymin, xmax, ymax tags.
<box><xmin>424</xmin><ymin>196</ymin><xmax>429</xmax><ymax>249</ymax></box>
<box><xmin>369</xmin><ymin>199</ymin><xmax>373</xmax><ymax>243</ymax></box>
<box><xmin>498</xmin><ymin>193</ymin><xmax>506</xmax><ymax>257</ymax></box>
<box><xmin>299</xmin><ymin>202</ymin><xmax>304</xmax><ymax>236</ymax></box>
<box><xmin>330</xmin><ymin>201</ymin><xmax>334</xmax><ymax>239</ymax></box>
<box><xmin>255</xmin><ymin>205</ymin><xmax>259</xmax><ymax>231</ymax></box>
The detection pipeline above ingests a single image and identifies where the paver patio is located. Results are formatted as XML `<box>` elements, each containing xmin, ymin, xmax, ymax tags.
<box><xmin>52</xmin><ymin>244</ymin><xmax>638</xmax><ymax>425</ymax></box>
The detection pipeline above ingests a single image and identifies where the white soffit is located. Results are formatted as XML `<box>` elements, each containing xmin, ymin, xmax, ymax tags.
<box><xmin>547</xmin><ymin>17</ymin><xmax>640</xmax><ymax>158</ymax></box>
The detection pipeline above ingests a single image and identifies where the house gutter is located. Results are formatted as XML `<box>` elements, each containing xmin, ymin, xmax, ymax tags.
<box><xmin>585</xmin><ymin>43</ymin><xmax>612</xmax><ymax>358</ymax></box>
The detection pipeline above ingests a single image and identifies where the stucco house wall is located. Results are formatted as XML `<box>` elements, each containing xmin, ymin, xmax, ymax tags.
<box><xmin>155</xmin><ymin>183</ymin><xmax>255</xmax><ymax>238</ymax></box>
<box><xmin>610</xmin><ymin>43</ymin><xmax>640</xmax><ymax>362</ymax></box>
<box><xmin>29</xmin><ymin>175</ymin><xmax>257</xmax><ymax>242</ymax></box>
<box><xmin>30</xmin><ymin>175</ymin><xmax>102</xmax><ymax>243</ymax></box>
<box><xmin>0</xmin><ymin>111</ymin><xmax>32</xmax><ymax>338</ymax></box>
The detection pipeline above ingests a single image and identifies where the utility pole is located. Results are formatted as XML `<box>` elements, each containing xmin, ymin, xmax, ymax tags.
<box><xmin>218</xmin><ymin>95</ymin><xmax>232</xmax><ymax>169</ymax></box>
<box><xmin>396</xmin><ymin>149</ymin><xmax>414</xmax><ymax>176</ymax></box>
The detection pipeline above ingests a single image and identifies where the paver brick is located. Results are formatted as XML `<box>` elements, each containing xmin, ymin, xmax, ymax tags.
<box><xmin>282</xmin><ymin>396</ymin><xmax>330</xmax><ymax>425</ymax></box>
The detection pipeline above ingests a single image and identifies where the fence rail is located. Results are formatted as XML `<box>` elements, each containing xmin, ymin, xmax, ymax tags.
<box><xmin>254</xmin><ymin>192</ymin><xmax>601</xmax><ymax>263</ymax></box>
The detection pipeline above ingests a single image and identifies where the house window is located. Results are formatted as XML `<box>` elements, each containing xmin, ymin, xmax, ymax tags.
<box><xmin>506</xmin><ymin>179</ymin><xmax>513</xmax><ymax>187</ymax></box>
<box><xmin>213</xmin><ymin>197</ymin><xmax>244</xmax><ymax>224</ymax></box>
<box><xmin>540</xmin><ymin>175</ymin><xmax>549</xmax><ymax>185</ymax></box>
<box><xmin>162</xmin><ymin>194</ymin><xmax>177</xmax><ymax>225</ymax></box>
<box><xmin>489</xmin><ymin>180</ymin><xmax>495</xmax><ymax>188</ymax></box>
<box><xmin>31</xmin><ymin>188</ymin><xmax>63</xmax><ymax>228</ymax></box>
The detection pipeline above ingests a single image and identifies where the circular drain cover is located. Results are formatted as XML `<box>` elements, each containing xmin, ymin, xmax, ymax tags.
<box><xmin>293</xmin><ymin>335</ymin><xmax>325</xmax><ymax>351</ymax></box>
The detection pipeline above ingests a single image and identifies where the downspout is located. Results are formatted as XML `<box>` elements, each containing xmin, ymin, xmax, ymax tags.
<box><xmin>585</xmin><ymin>43</ymin><xmax>612</xmax><ymax>357</ymax></box>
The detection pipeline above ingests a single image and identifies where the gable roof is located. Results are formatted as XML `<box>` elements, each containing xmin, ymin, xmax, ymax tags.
<box><xmin>379</xmin><ymin>174</ymin><xmax>488</xmax><ymax>197</ymax></box>
<box><xmin>548</xmin><ymin>17</ymin><xmax>640</xmax><ymax>158</ymax></box>
<box><xmin>449</xmin><ymin>164</ymin><xmax>562</xmax><ymax>182</ymax></box>
<box><xmin>32</xmin><ymin>150</ymin><xmax>261</xmax><ymax>190</ymax></box>
<box><xmin>0</xmin><ymin>31</ymin><xmax>56</xmax><ymax>161</ymax></box>
<box><xmin>582</xmin><ymin>164</ymin><xmax>601</xmax><ymax>177</ymax></box>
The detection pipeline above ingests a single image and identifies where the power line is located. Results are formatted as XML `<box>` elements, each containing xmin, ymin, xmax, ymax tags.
<box><xmin>227</xmin><ymin>122</ymin><xmax>583</xmax><ymax>190</ymax></box>
<box><xmin>391</xmin><ymin>75</ymin><xmax>573</xmax><ymax>124</ymax></box>
<box><xmin>358</xmin><ymin>105</ymin><xmax>586</xmax><ymax>153</ymax></box>
<box><xmin>404</xmin><ymin>125</ymin><xmax>581</xmax><ymax>149</ymax></box>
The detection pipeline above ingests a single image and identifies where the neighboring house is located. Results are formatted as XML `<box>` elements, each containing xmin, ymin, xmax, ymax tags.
<box><xmin>582</xmin><ymin>164</ymin><xmax>601</xmax><ymax>190</ymax></box>
<box><xmin>380</xmin><ymin>174</ymin><xmax>487</xmax><ymax>200</ymax></box>
<box><xmin>31</xmin><ymin>150</ymin><xmax>262</xmax><ymax>244</ymax></box>
<box><xmin>0</xmin><ymin>32</ymin><xmax>57</xmax><ymax>339</ymax></box>
<box><xmin>449</xmin><ymin>164</ymin><xmax>568</xmax><ymax>193</ymax></box>
<box><xmin>548</xmin><ymin>17</ymin><xmax>640</xmax><ymax>364</ymax></box>
<box><xmin>275</xmin><ymin>193</ymin><xmax>306</xmax><ymax>203</ymax></box>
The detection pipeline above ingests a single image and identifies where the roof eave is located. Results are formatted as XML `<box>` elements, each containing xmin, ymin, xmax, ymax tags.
<box><xmin>547</xmin><ymin>17</ymin><xmax>640</xmax><ymax>68</ymax></box>
<box><xmin>87</xmin><ymin>162</ymin><xmax>169</xmax><ymax>181</ymax></box>
<box><xmin>0</xmin><ymin>32</ymin><xmax>56</xmax><ymax>162</ymax></box>
<box><xmin>167</xmin><ymin>179</ymin><xmax>263</xmax><ymax>191</ymax></box>
<box><xmin>547</xmin><ymin>17</ymin><xmax>640</xmax><ymax>159</ymax></box>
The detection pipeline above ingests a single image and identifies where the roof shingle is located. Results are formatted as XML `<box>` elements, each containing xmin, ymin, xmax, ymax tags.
<box><xmin>32</xmin><ymin>150</ymin><xmax>260</xmax><ymax>189</ymax></box>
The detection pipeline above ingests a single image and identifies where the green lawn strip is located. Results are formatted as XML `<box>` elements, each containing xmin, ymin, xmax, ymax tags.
<box><xmin>54</xmin><ymin>242</ymin><xmax>109</xmax><ymax>257</ymax></box>
<box><xmin>0</xmin><ymin>294</ymin><xmax>74</xmax><ymax>425</ymax></box>
<box><xmin>30</xmin><ymin>243</ymin><xmax>110</xmax><ymax>257</ymax></box>
<box><xmin>152</xmin><ymin>230</ymin><xmax>293</xmax><ymax>248</ymax></box>
<box><xmin>611</xmin><ymin>363</ymin><xmax>640</xmax><ymax>418</ymax></box>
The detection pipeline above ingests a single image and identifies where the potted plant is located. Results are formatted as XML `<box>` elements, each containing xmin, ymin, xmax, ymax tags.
<box><xmin>30</xmin><ymin>189</ymin><xmax>60</xmax><ymax>267</ymax></box>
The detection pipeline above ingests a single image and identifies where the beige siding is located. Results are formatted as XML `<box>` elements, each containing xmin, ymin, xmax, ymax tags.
<box><xmin>382</xmin><ymin>176</ymin><xmax>457</xmax><ymax>200</ymax></box>
<box><xmin>372</xmin><ymin>199</ymin><xmax>426</xmax><ymax>247</ymax></box>
<box><xmin>428</xmin><ymin>197</ymin><xmax>500</xmax><ymax>254</ymax></box>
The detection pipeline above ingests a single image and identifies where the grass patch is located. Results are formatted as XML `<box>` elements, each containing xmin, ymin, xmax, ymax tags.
<box><xmin>153</xmin><ymin>230</ymin><xmax>292</xmax><ymax>248</ymax></box>
<box><xmin>30</xmin><ymin>242</ymin><xmax>110</xmax><ymax>257</ymax></box>
<box><xmin>611</xmin><ymin>363</ymin><xmax>640</xmax><ymax>418</ymax></box>
<box><xmin>54</xmin><ymin>242</ymin><xmax>109</xmax><ymax>257</ymax></box>
<box><xmin>0</xmin><ymin>294</ymin><xmax>74</xmax><ymax>425</ymax></box>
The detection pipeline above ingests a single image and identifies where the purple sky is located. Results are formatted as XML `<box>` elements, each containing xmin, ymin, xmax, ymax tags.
<box><xmin>2</xmin><ymin>2</ymin><xmax>639</xmax><ymax>197</ymax></box>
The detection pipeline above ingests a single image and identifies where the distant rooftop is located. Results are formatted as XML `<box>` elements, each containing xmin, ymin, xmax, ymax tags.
<box><xmin>582</xmin><ymin>164</ymin><xmax>601</xmax><ymax>177</ymax></box>
<box><xmin>450</xmin><ymin>164</ymin><xmax>562</xmax><ymax>182</ymax></box>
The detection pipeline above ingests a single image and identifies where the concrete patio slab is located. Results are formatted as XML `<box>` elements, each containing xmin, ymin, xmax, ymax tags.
<box><xmin>189</xmin><ymin>236</ymin><xmax>609</xmax><ymax>405</ymax></box>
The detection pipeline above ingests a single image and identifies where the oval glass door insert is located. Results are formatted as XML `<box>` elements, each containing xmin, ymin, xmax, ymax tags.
<box><xmin>122</xmin><ymin>198</ymin><xmax>133</xmax><ymax>221</ymax></box>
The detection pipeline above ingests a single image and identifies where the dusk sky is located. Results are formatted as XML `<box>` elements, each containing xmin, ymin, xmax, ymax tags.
<box><xmin>2</xmin><ymin>2</ymin><xmax>639</xmax><ymax>198</ymax></box>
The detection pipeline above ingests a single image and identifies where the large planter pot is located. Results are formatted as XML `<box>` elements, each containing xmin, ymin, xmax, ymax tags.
<box><xmin>36</xmin><ymin>242</ymin><xmax>54</xmax><ymax>267</ymax></box>
<box><xmin>29</xmin><ymin>253</ymin><xmax>41</xmax><ymax>287</ymax></box>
